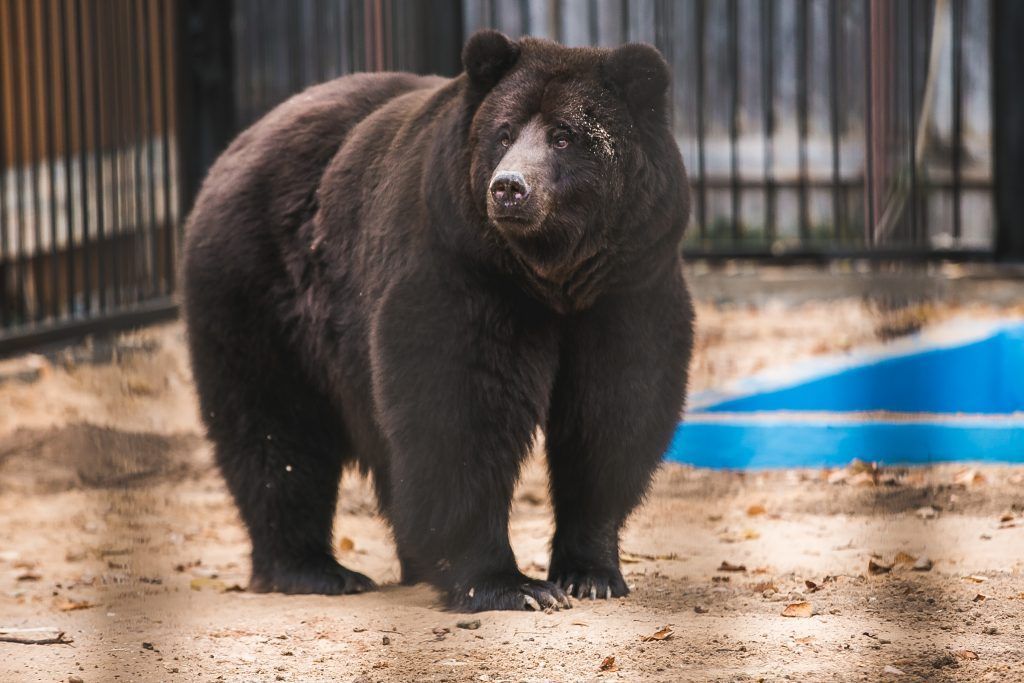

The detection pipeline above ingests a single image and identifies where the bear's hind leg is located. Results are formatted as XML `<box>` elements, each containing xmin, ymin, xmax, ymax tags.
<box><xmin>214</xmin><ymin>425</ymin><xmax>377</xmax><ymax>595</ymax></box>
<box><xmin>194</xmin><ymin>344</ymin><xmax>376</xmax><ymax>596</ymax></box>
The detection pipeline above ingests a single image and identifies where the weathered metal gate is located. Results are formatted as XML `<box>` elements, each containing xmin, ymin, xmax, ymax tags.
<box><xmin>1</xmin><ymin>0</ymin><xmax>1021</xmax><ymax>356</ymax></box>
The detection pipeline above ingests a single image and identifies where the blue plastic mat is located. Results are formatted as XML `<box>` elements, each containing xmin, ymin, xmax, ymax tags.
<box><xmin>667</xmin><ymin>321</ymin><xmax>1024</xmax><ymax>469</ymax></box>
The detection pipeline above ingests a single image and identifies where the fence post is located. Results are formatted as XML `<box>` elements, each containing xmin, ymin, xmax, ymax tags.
<box><xmin>176</xmin><ymin>0</ymin><xmax>235</xmax><ymax>217</ymax></box>
<box><xmin>993</xmin><ymin>0</ymin><xmax>1024</xmax><ymax>261</ymax></box>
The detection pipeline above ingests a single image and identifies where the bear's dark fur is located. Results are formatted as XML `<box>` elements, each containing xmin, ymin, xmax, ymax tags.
<box><xmin>182</xmin><ymin>31</ymin><xmax>693</xmax><ymax>612</ymax></box>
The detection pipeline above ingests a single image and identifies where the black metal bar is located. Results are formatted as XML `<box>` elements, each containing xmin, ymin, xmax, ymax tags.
<box><xmin>160</xmin><ymin>0</ymin><xmax>174</xmax><ymax>293</ymax></box>
<box><xmin>7</xmin><ymin>0</ymin><xmax>27</xmax><ymax>325</ymax></box>
<box><xmin>89</xmin><ymin>0</ymin><xmax>107</xmax><ymax>312</ymax></box>
<box><xmin>26</xmin><ymin>0</ymin><xmax>47</xmax><ymax>322</ymax></box>
<box><xmin>74</xmin><ymin>0</ymin><xmax>91</xmax><ymax>317</ymax></box>
<box><xmin>907</xmin><ymin>0</ymin><xmax>918</xmax><ymax>245</ymax></box>
<box><xmin>684</xmin><ymin>246</ymin><xmax>997</xmax><ymax>264</ymax></box>
<box><xmin>59</xmin><ymin>0</ymin><xmax>76</xmax><ymax>318</ymax></box>
<box><xmin>951</xmin><ymin>0</ymin><xmax>963</xmax><ymax>244</ymax></box>
<box><xmin>796</xmin><ymin>0</ymin><xmax>809</xmax><ymax>244</ymax></box>
<box><xmin>139</xmin><ymin>0</ymin><xmax>157</xmax><ymax>298</ymax></box>
<box><xmin>42</xmin><ymin>0</ymin><xmax>61</xmax><ymax>320</ymax></box>
<box><xmin>728</xmin><ymin>0</ymin><xmax>740</xmax><ymax>244</ymax></box>
<box><xmin>0</xmin><ymin>0</ymin><xmax>8</xmax><ymax>328</ymax></box>
<box><xmin>695</xmin><ymin>0</ymin><xmax>707</xmax><ymax>243</ymax></box>
<box><xmin>993</xmin><ymin>0</ymin><xmax>1024</xmax><ymax>260</ymax></box>
<box><xmin>128</xmin><ymin>0</ymin><xmax>145</xmax><ymax>303</ymax></box>
<box><xmin>762</xmin><ymin>0</ymin><xmax>775</xmax><ymax>245</ymax></box>
<box><xmin>0</xmin><ymin>297</ymin><xmax>179</xmax><ymax>359</ymax></box>
<box><xmin>108</xmin><ymin>2</ymin><xmax>124</xmax><ymax>308</ymax></box>
<box><xmin>863</xmin><ymin>0</ymin><xmax>875</xmax><ymax>245</ymax></box>
<box><xmin>829</xmin><ymin>0</ymin><xmax>842</xmax><ymax>242</ymax></box>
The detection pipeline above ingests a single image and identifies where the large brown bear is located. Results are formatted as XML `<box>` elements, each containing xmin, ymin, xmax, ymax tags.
<box><xmin>182</xmin><ymin>30</ymin><xmax>693</xmax><ymax>612</ymax></box>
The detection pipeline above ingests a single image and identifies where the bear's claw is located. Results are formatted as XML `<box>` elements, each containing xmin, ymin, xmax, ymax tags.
<box><xmin>448</xmin><ymin>573</ymin><xmax>571</xmax><ymax>612</ymax></box>
<box><xmin>551</xmin><ymin>566</ymin><xmax>629</xmax><ymax>600</ymax></box>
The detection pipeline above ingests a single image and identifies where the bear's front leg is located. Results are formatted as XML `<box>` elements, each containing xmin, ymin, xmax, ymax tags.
<box><xmin>372</xmin><ymin>271</ymin><xmax>569</xmax><ymax>612</ymax></box>
<box><xmin>546</xmin><ymin>273</ymin><xmax>694</xmax><ymax>600</ymax></box>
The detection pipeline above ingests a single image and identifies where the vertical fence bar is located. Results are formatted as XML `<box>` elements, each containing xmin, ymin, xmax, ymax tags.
<box><xmin>141</xmin><ymin>0</ymin><xmax>158</xmax><ymax>297</ymax></box>
<box><xmin>27</xmin><ymin>0</ymin><xmax>46</xmax><ymax>321</ymax></box>
<box><xmin>43</xmin><ymin>0</ymin><xmax>61</xmax><ymax>320</ymax></box>
<box><xmin>110</xmin><ymin>2</ymin><xmax>125</xmax><ymax>308</ymax></box>
<box><xmin>59</xmin><ymin>0</ymin><xmax>77</xmax><ymax>317</ymax></box>
<box><xmin>951</xmin><ymin>0</ymin><xmax>963</xmax><ymax>244</ymax></box>
<box><xmin>907</xmin><ymin>0</ymin><xmax>918</xmax><ymax>245</ymax></box>
<box><xmin>160</xmin><ymin>0</ymin><xmax>174</xmax><ymax>293</ymax></box>
<box><xmin>863</xmin><ymin>0</ymin><xmax>875</xmax><ymax>245</ymax></box>
<box><xmin>695</xmin><ymin>0</ymin><xmax>707</xmax><ymax>242</ymax></box>
<box><xmin>796</xmin><ymin>0</ymin><xmax>809</xmax><ymax>244</ymax></box>
<box><xmin>90</xmin><ymin>0</ymin><xmax>107</xmax><ymax>312</ymax></box>
<box><xmin>728</xmin><ymin>0</ymin><xmax>740</xmax><ymax>244</ymax></box>
<box><xmin>74</xmin><ymin>0</ymin><xmax>91</xmax><ymax>315</ymax></box>
<box><xmin>128</xmin><ymin>0</ymin><xmax>145</xmax><ymax>303</ymax></box>
<box><xmin>14</xmin><ymin>0</ymin><xmax>27</xmax><ymax>324</ymax></box>
<box><xmin>0</xmin><ymin>0</ymin><xmax>8</xmax><ymax>327</ymax></box>
<box><xmin>829</xmin><ymin>0</ymin><xmax>842</xmax><ymax>242</ymax></box>
<box><xmin>762</xmin><ymin>0</ymin><xmax>775</xmax><ymax>245</ymax></box>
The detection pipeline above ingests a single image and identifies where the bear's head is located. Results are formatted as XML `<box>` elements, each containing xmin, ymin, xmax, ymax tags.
<box><xmin>460</xmin><ymin>30</ymin><xmax>687</xmax><ymax>307</ymax></box>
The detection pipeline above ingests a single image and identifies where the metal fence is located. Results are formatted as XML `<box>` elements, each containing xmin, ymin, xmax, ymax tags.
<box><xmin>1</xmin><ymin>0</ymin><xmax>1021</xmax><ymax>355</ymax></box>
<box><xmin>0</xmin><ymin>0</ymin><xmax>180</xmax><ymax>352</ymax></box>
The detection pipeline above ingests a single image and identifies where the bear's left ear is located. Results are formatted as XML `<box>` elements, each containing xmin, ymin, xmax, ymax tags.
<box><xmin>462</xmin><ymin>30</ymin><xmax>520</xmax><ymax>91</ymax></box>
<box><xmin>602</xmin><ymin>43</ymin><xmax>671</xmax><ymax>125</ymax></box>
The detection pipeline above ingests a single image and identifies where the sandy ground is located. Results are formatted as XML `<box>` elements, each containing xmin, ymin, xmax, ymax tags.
<box><xmin>1</xmin><ymin>299</ymin><xmax>1023</xmax><ymax>682</ymax></box>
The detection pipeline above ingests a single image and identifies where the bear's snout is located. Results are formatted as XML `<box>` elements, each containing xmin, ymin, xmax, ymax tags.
<box><xmin>489</xmin><ymin>171</ymin><xmax>531</xmax><ymax>208</ymax></box>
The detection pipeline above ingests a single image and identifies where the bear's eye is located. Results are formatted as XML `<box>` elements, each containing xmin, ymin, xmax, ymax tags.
<box><xmin>552</xmin><ymin>134</ymin><xmax>570</xmax><ymax>150</ymax></box>
<box><xmin>499</xmin><ymin>133</ymin><xmax>511</xmax><ymax>148</ymax></box>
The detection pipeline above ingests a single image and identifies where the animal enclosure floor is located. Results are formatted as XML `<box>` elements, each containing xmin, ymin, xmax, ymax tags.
<box><xmin>1</xmin><ymin>301</ymin><xmax>1022</xmax><ymax>682</ymax></box>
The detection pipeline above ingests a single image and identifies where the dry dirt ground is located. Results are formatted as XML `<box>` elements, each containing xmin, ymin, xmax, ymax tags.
<box><xmin>1</xmin><ymin>300</ymin><xmax>1023</xmax><ymax>682</ymax></box>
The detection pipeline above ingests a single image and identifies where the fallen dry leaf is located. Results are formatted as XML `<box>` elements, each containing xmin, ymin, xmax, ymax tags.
<box><xmin>972</xmin><ymin>593</ymin><xmax>986</xmax><ymax>602</ymax></box>
<box><xmin>868</xmin><ymin>558</ymin><xmax>893</xmax><ymax>575</ymax></box>
<box><xmin>893</xmin><ymin>552</ymin><xmax>917</xmax><ymax>567</ymax></box>
<box><xmin>620</xmin><ymin>551</ymin><xmax>678</xmax><ymax>563</ymax></box>
<box><xmin>794</xmin><ymin>636</ymin><xmax>815</xmax><ymax>644</ymax></box>
<box><xmin>599</xmin><ymin>655</ymin><xmax>618</xmax><ymax>672</ymax></box>
<box><xmin>953</xmin><ymin>468</ymin><xmax>985</xmax><ymax>486</ymax></box>
<box><xmin>999</xmin><ymin>512</ymin><xmax>1015</xmax><ymax>523</ymax></box>
<box><xmin>190</xmin><ymin>577</ymin><xmax>227</xmax><ymax>592</ymax></box>
<box><xmin>781</xmin><ymin>601</ymin><xmax>813</xmax><ymax>618</ymax></box>
<box><xmin>751</xmin><ymin>581</ymin><xmax>778</xmax><ymax>593</ymax></box>
<box><xmin>955</xmin><ymin>650</ymin><xmax>979</xmax><ymax>660</ymax></box>
<box><xmin>55</xmin><ymin>598</ymin><xmax>97</xmax><ymax>612</ymax></box>
<box><xmin>718</xmin><ymin>561</ymin><xmax>747</xmax><ymax>572</ymax></box>
<box><xmin>963</xmin><ymin>575</ymin><xmax>987</xmax><ymax>584</ymax></box>
<box><xmin>641</xmin><ymin>625</ymin><xmax>674</xmax><ymax>642</ymax></box>
<box><xmin>804</xmin><ymin>580</ymin><xmax>822</xmax><ymax>593</ymax></box>
<box><xmin>746</xmin><ymin>504</ymin><xmax>766</xmax><ymax>517</ymax></box>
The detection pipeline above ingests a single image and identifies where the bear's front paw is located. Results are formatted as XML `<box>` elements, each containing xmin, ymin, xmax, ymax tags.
<box><xmin>447</xmin><ymin>572</ymin><xmax>571</xmax><ymax>612</ymax></box>
<box><xmin>549</xmin><ymin>563</ymin><xmax>628</xmax><ymax>600</ymax></box>
<box><xmin>249</xmin><ymin>557</ymin><xmax>377</xmax><ymax>595</ymax></box>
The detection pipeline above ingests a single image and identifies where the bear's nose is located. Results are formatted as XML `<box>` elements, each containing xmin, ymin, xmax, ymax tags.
<box><xmin>489</xmin><ymin>171</ymin><xmax>530</xmax><ymax>206</ymax></box>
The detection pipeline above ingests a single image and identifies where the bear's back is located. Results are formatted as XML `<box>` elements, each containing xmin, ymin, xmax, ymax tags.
<box><xmin>184</xmin><ymin>71</ymin><xmax>447</xmax><ymax>254</ymax></box>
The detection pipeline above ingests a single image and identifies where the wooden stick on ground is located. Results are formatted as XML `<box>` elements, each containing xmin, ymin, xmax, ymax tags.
<box><xmin>0</xmin><ymin>627</ymin><xmax>72</xmax><ymax>645</ymax></box>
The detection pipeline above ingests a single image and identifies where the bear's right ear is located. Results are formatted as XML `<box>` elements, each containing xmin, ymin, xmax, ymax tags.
<box><xmin>462</xmin><ymin>30</ymin><xmax>520</xmax><ymax>91</ymax></box>
<box><xmin>602</xmin><ymin>43</ymin><xmax>671</xmax><ymax>126</ymax></box>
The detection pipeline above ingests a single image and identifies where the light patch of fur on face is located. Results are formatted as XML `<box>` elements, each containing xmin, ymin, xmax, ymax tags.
<box><xmin>564</xmin><ymin>103</ymin><xmax>616</xmax><ymax>162</ymax></box>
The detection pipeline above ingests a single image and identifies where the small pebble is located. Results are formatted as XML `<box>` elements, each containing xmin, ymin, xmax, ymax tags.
<box><xmin>457</xmin><ymin>619</ymin><xmax>481</xmax><ymax>630</ymax></box>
